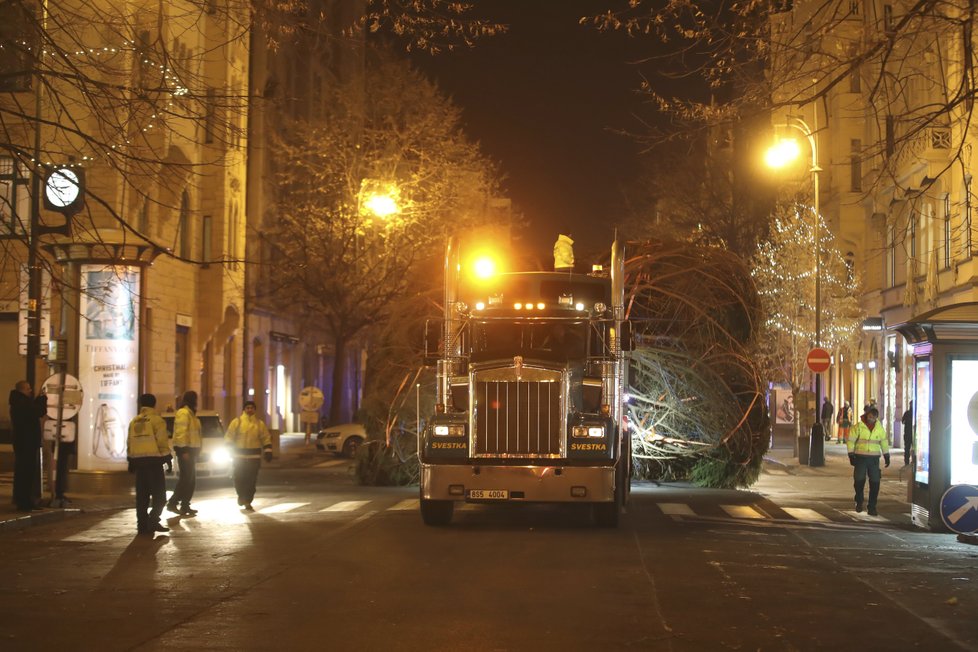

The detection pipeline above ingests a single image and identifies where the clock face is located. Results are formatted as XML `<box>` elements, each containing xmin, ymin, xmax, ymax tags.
<box><xmin>45</xmin><ymin>168</ymin><xmax>81</xmax><ymax>208</ymax></box>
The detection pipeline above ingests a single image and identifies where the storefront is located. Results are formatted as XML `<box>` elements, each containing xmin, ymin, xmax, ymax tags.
<box><xmin>893</xmin><ymin>303</ymin><xmax>978</xmax><ymax>531</ymax></box>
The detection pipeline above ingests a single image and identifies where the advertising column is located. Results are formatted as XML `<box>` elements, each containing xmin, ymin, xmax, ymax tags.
<box><xmin>77</xmin><ymin>265</ymin><xmax>140</xmax><ymax>471</ymax></box>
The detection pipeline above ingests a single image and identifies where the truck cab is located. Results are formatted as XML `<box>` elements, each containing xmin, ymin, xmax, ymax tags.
<box><xmin>419</xmin><ymin>240</ymin><xmax>630</xmax><ymax>526</ymax></box>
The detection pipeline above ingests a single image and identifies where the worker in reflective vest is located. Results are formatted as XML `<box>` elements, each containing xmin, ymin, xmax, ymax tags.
<box><xmin>126</xmin><ymin>394</ymin><xmax>172</xmax><ymax>535</ymax></box>
<box><xmin>225</xmin><ymin>400</ymin><xmax>273</xmax><ymax>511</ymax></box>
<box><xmin>847</xmin><ymin>405</ymin><xmax>890</xmax><ymax>516</ymax></box>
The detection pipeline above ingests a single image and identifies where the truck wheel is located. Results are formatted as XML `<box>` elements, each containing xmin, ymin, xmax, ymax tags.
<box><xmin>420</xmin><ymin>498</ymin><xmax>454</xmax><ymax>526</ymax></box>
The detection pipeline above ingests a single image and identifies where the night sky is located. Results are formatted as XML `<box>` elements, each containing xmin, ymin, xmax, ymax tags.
<box><xmin>412</xmin><ymin>1</ymin><xmax>653</xmax><ymax>266</ymax></box>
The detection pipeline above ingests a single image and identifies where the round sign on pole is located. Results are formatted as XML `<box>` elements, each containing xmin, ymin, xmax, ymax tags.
<box><xmin>41</xmin><ymin>372</ymin><xmax>83</xmax><ymax>420</ymax></box>
<box><xmin>299</xmin><ymin>386</ymin><xmax>324</xmax><ymax>412</ymax></box>
<box><xmin>940</xmin><ymin>484</ymin><xmax>978</xmax><ymax>534</ymax></box>
<box><xmin>806</xmin><ymin>348</ymin><xmax>831</xmax><ymax>374</ymax></box>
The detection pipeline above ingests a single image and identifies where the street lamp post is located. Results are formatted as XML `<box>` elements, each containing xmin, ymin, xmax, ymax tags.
<box><xmin>766</xmin><ymin>115</ymin><xmax>824</xmax><ymax>467</ymax></box>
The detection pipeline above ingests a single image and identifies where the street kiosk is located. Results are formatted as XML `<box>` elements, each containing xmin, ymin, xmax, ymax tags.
<box><xmin>893</xmin><ymin>302</ymin><xmax>978</xmax><ymax>532</ymax></box>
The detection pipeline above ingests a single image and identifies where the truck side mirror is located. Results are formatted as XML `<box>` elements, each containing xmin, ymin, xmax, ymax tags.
<box><xmin>423</xmin><ymin>320</ymin><xmax>440</xmax><ymax>366</ymax></box>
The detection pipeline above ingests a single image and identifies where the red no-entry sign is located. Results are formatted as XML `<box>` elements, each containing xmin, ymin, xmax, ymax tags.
<box><xmin>807</xmin><ymin>347</ymin><xmax>831</xmax><ymax>373</ymax></box>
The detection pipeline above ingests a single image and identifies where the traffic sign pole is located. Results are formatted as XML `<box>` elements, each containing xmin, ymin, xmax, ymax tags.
<box><xmin>806</xmin><ymin>348</ymin><xmax>831</xmax><ymax>468</ymax></box>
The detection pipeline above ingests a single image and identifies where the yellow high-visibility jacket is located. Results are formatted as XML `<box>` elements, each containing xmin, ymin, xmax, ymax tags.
<box><xmin>127</xmin><ymin>407</ymin><xmax>170</xmax><ymax>459</ymax></box>
<box><xmin>848</xmin><ymin>418</ymin><xmax>889</xmax><ymax>457</ymax></box>
<box><xmin>225</xmin><ymin>413</ymin><xmax>272</xmax><ymax>459</ymax></box>
<box><xmin>172</xmin><ymin>406</ymin><xmax>201</xmax><ymax>449</ymax></box>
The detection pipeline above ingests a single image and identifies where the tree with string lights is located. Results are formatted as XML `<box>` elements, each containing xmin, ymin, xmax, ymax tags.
<box><xmin>751</xmin><ymin>202</ymin><xmax>863</xmax><ymax>427</ymax></box>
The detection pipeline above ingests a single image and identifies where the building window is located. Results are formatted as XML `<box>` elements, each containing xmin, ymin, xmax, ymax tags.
<box><xmin>178</xmin><ymin>190</ymin><xmax>191</xmax><ymax>258</ymax></box>
<box><xmin>204</xmin><ymin>87</ymin><xmax>217</xmax><ymax>144</ymax></box>
<box><xmin>886</xmin><ymin>224</ymin><xmax>896</xmax><ymax>287</ymax></box>
<box><xmin>883</xmin><ymin>4</ymin><xmax>894</xmax><ymax>33</ymax></box>
<box><xmin>910</xmin><ymin>208</ymin><xmax>917</xmax><ymax>260</ymax></box>
<box><xmin>137</xmin><ymin>196</ymin><xmax>150</xmax><ymax>235</ymax></box>
<box><xmin>966</xmin><ymin>175</ymin><xmax>974</xmax><ymax>257</ymax></box>
<box><xmin>201</xmin><ymin>214</ymin><xmax>212</xmax><ymax>264</ymax></box>
<box><xmin>0</xmin><ymin>155</ymin><xmax>29</xmax><ymax>235</ymax></box>
<box><xmin>885</xmin><ymin>116</ymin><xmax>895</xmax><ymax>158</ymax></box>
<box><xmin>0</xmin><ymin>2</ymin><xmax>36</xmax><ymax>92</ymax></box>
<box><xmin>850</xmin><ymin>139</ymin><xmax>862</xmax><ymax>192</ymax></box>
<box><xmin>943</xmin><ymin>194</ymin><xmax>951</xmax><ymax>269</ymax></box>
<box><xmin>175</xmin><ymin>324</ymin><xmax>190</xmax><ymax>399</ymax></box>
<box><xmin>849</xmin><ymin>67</ymin><xmax>861</xmax><ymax>93</ymax></box>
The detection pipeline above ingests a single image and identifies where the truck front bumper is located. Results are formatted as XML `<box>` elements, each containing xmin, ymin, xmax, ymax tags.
<box><xmin>421</xmin><ymin>463</ymin><xmax>615</xmax><ymax>503</ymax></box>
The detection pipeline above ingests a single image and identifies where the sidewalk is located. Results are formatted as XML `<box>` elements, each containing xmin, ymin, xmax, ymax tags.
<box><xmin>757</xmin><ymin>438</ymin><xmax>913</xmax><ymax>525</ymax></box>
<box><xmin>0</xmin><ymin>433</ymin><xmax>318</xmax><ymax>533</ymax></box>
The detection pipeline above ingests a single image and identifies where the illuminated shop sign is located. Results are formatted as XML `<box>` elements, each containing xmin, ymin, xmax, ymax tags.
<box><xmin>914</xmin><ymin>359</ymin><xmax>931</xmax><ymax>485</ymax></box>
<box><xmin>950</xmin><ymin>358</ymin><xmax>978</xmax><ymax>485</ymax></box>
<box><xmin>77</xmin><ymin>265</ymin><xmax>140</xmax><ymax>471</ymax></box>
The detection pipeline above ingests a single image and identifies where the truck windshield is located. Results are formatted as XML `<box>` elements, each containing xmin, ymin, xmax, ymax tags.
<box><xmin>470</xmin><ymin>321</ymin><xmax>587</xmax><ymax>362</ymax></box>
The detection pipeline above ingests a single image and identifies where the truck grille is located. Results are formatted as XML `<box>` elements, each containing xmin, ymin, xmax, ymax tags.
<box><xmin>474</xmin><ymin>380</ymin><xmax>562</xmax><ymax>457</ymax></box>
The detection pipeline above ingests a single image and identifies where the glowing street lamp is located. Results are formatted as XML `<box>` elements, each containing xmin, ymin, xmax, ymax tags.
<box><xmin>358</xmin><ymin>180</ymin><xmax>400</xmax><ymax>220</ymax></box>
<box><xmin>765</xmin><ymin>115</ymin><xmax>825</xmax><ymax>467</ymax></box>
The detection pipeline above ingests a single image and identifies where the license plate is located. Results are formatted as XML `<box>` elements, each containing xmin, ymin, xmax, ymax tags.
<box><xmin>468</xmin><ymin>489</ymin><xmax>509</xmax><ymax>500</ymax></box>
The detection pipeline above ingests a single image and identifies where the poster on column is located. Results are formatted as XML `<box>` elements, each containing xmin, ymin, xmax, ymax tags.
<box><xmin>77</xmin><ymin>265</ymin><xmax>140</xmax><ymax>471</ymax></box>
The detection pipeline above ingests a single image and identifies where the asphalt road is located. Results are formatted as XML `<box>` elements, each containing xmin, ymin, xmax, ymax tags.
<box><xmin>1</xmin><ymin>463</ymin><xmax>976</xmax><ymax>651</ymax></box>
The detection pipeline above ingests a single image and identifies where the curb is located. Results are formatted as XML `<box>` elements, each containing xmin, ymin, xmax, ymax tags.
<box><xmin>0</xmin><ymin>508</ymin><xmax>83</xmax><ymax>534</ymax></box>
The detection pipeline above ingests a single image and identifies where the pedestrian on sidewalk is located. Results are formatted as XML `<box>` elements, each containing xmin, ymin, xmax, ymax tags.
<box><xmin>126</xmin><ymin>394</ymin><xmax>172</xmax><ymax>535</ymax></box>
<box><xmin>901</xmin><ymin>400</ymin><xmax>915</xmax><ymax>467</ymax></box>
<box><xmin>225</xmin><ymin>401</ymin><xmax>273</xmax><ymax>511</ymax></box>
<box><xmin>836</xmin><ymin>401</ymin><xmax>852</xmax><ymax>443</ymax></box>
<box><xmin>9</xmin><ymin>381</ymin><xmax>44</xmax><ymax>512</ymax></box>
<box><xmin>821</xmin><ymin>399</ymin><xmax>834</xmax><ymax>442</ymax></box>
<box><xmin>848</xmin><ymin>405</ymin><xmax>890</xmax><ymax>515</ymax></box>
<box><xmin>167</xmin><ymin>390</ymin><xmax>201</xmax><ymax>516</ymax></box>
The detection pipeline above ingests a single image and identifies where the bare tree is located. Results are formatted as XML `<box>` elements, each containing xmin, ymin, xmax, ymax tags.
<box><xmin>260</xmin><ymin>46</ymin><xmax>500</xmax><ymax>425</ymax></box>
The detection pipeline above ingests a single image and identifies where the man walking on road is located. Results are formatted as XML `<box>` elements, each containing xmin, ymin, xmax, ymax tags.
<box><xmin>820</xmin><ymin>399</ymin><xmax>834</xmax><ymax>442</ymax></box>
<box><xmin>847</xmin><ymin>406</ymin><xmax>889</xmax><ymax>516</ymax></box>
<box><xmin>127</xmin><ymin>394</ymin><xmax>172</xmax><ymax>534</ymax></box>
<box><xmin>167</xmin><ymin>390</ymin><xmax>201</xmax><ymax>516</ymax></box>
<box><xmin>225</xmin><ymin>401</ymin><xmax>273</xmax><ymax>511</ymax></box>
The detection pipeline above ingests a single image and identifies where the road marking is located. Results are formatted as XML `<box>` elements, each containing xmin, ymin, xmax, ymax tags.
<box><xmin>844</xmin><ymin>510</ymin><xmax>888</xmax><ymax>522</ymax></box>
<box><xmin>320</xmin><ymin>500</ymin><xmax>371</xmax><ymax>512</ymax></box>
<box><xmin>389</xmin><ymin>499</ymin><xmax>419</xmax><ymax>511</ymax></box>
<box><xmin>259</xmin><ymin>502</ymin><xmax>308</xmax><ymax>514</ymax></box>
<box><xmin>314</xmin><ymin>459</ymin><xmax>347</xmax><ymax>468</ymax></box>
<box><xmin>782</xmin><ymin>507</ymin><xmax>830</xmax><ymax>522</ymax></box>
<box><xmin>721</xmin><ymin>505</ymin><xmax>766</xmax><ymax>519</ymax></box>
<box><xmin>657</xmin><ymin>503</ymin><xmax>696</xmax><ymax>516</ymax></box>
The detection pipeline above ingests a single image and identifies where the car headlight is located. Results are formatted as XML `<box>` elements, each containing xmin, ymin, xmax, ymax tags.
<box><xmin>572</xmin><ymin>426</ymin><xmax>605</xmax><ymax>438</ymax></box>
<box><xmin>433</xmin><ymin>424</ymin><xmax>465</xmax><ymax>436</ymax></box>
<box><xmin>211</xmin><ymin>446</ymin><xmax>232</xmax><ymax>466</ymax></box>
<box><xmin>325</xmin><ymin>432</ymin><xmax>341</xmax><ymax>439</ymax></box>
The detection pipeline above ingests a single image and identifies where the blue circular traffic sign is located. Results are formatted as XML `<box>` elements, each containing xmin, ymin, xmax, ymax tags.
<box><xmin>940</xmin><ymin>484</ymin><xmax>978</xmax><ymax>534</ymax></box>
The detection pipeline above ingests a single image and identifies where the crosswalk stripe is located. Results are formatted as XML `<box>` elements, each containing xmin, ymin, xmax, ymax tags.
<box><xmin>259</xmin><ymin>502</ymin><xmax>308</xmax><ymax>514</ymax></box>
<box><xmin>844</xmin><ymin>510</ymin><xmax>887</xmax><ymax>522</ymax></box>
<box><xmin>320</xmin><ymin>500</ymin><xmax>371</xmax><ymax>512</ymax></box>
<box><xmin>314</xmin><ymin>459</ymin><xmax>347</xmax><ymax>468</ymax></box>
<box><xmin>720</xmin><ymin>504</ymin><xmax>766</xmax><ymax>519</ymax></box>
<box><xmin>657</xmin><ymin>503</ymin><xmax>696</xmax><ymax>516</ymax></box>
<box><xmin>782</xmin><ymin>507</ymin><xmax>830</xmax><ymax>522</ymax></box>
<box><xmin>389</xmin><ymin>499</ymin><xmax>419</xmax><ymax>511</ymax></box>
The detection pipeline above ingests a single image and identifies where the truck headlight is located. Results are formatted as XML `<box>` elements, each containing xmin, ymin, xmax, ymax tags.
<box><xmin>211</xmin><ymin>446</ymin><xmax>232</xmax><ymax>466</ymax></box>
<box><xmin>434</xmin><ymin>424</ymin><xmax>465</xmax><ymax>436</ymax></box>
<box><xmin>572</xmin><ymin>426</ymin><xmax>605</xmax><ymax>438</ymax></box>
